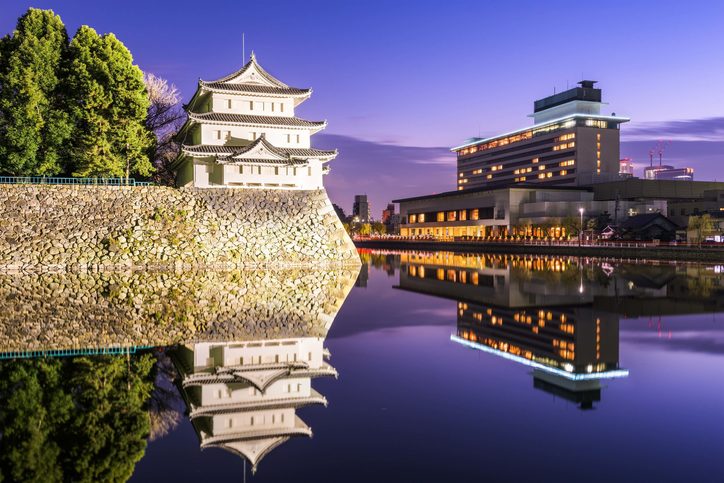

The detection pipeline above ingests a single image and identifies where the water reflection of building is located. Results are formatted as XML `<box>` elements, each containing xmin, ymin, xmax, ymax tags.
<box><xmin>453</xmin><ymin>302</ymin><xmax>623</xmax><ymax>410</ymax></box>
<box><xmin>173</xmin><ymin>337</ymin><xmax>336</xmax><ymax>473</ymax></box>
<box><xmin>396</xmin><ymin>252</ymin><xmax>722</xmax><ymax>408</ymax></box>
<box><xmin>395</xmin><ymin>253</ymin><xmax>634</xmax><ymax>409</ymax></box>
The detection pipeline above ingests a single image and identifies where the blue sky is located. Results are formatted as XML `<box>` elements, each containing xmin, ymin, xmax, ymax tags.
<box><xmin>3</xmin><ymin>0</ymin><xmax>723</xmax><ymax>214</ymax></box>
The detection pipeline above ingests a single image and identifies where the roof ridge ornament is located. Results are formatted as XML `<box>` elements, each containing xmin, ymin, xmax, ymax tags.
<box><xmin>250</xmin><ymin>50</ymin><xmax>256</xmax><ymax>62</ymax></box>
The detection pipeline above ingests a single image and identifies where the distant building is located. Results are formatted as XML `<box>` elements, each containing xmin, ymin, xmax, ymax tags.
<box><xmin>618</xmin><ymin>213</ymin><xmax>679</xmax><ymax>241</ymax></box>
<box><xmin>644</xmin><ymin>165</ymin><xmax>694</xmax><ymax>181</ymax></box>
<box><xmin>619</xmin><ymin>158</ymin><xmax>634</xmax><ymax>178</ymax></box>
<box><xmin>352</xmin><ymin>195</ymin><xmax>371</xmax><ymax>223</ymax></box>
<box><xmin>381</xmin><ymin>203</ymin><xmax>395</xmax><ymax>224</ymax></box>
<box><xmin>332</xmin><ymin>203</ymin><xmax>347</xmax><ymax>222</ymax></box>
<box><xmin>453</xmin><ymin>80</ymin><xmax>629</xmax><ymax>191</ymax></box>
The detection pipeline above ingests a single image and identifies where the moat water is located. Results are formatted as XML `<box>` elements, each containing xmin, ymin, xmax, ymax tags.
<box><xmin>1</xmin><ymin>251</ymin><xmax>723</xmax><ymax>482</ymax></box>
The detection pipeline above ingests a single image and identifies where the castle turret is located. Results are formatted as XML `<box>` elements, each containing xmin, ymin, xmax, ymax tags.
<box><xmin>173</xmin><ymin>52</ymin><xmax>337</xmax><ymax>189</ymax></box>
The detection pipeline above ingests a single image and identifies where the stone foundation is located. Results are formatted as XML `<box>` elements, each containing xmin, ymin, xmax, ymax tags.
<box><xmin>0</xmin><ymin>268</ymin><xmax>358</xmax><ymax>353</ymax></box>
<box><xmin>0</xmin><ymin>185</ymin><xmax>359</xmax><ymax>271</ymax></box>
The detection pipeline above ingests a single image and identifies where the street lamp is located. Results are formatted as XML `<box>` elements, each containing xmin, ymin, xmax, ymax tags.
<box><xmin>578</xmin><ymin>207</ymin><xmax>584</xmax><ymax>247</ymax></box>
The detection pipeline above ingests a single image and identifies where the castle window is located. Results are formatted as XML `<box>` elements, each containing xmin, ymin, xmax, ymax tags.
<box><xmin>280</xmin><ymin>103</ymin><xmax>284</xmax><ymax>113</ymax></box>
<box><xmin>287</xmin><ymin>134</ymin><xmax>291</xmax><ymax>143</ymax></box>
<box><xmin>308</xmin><ymin>167</ymin><xmax>312</xmax><ymax>176</ymax></box>
<box><xmin>271</xmin><ymin>102</ymin><xmax>275</xmax><ymax>112</ymax></box>
<box><xmin>214</xmin><ymin>130</ymin><xmax>221</xmax><ymax>140</ymax></box>
<box><xmin>249</xmin><ymin>101</ymin><xmax>254</xmax><ymax>110</ymax></box>
<box><xmin>274</xmin><ymin>167</ymin><xmax>279</xmax><ymax>175</ymax></box>
<box><xmin>296</xmin><ymin>134</ymin><xmax>300</xmax><ymax>144</ymax></box>
<box><xmin>239</xmin><ymin>166</ymin><xmax>244</xmax><ymax>174</ymax></box>
<box><xmin>227</xmin><ymin>99</ymin><xmax>232</xmax><ymax>109</ymax></box>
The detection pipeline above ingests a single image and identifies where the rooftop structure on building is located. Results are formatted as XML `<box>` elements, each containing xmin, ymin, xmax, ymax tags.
<box><xmin>173</xmin><ymin>52</ymin><xmax>337</xmax><ymax>189</ymax></box>
<box><xmin>453</xmin><ymin>80</ymin><xmax>629</xmax><ymax>191</ymax></box>
<box><xmin>619</xmin><ymin>158</ymin><xmax>634</xmax><ymax>178</ymax></box>
<box><xmin>644</xmin><ymin>165</ymin><xmax>694</xmax><ymax>181</ymax></box>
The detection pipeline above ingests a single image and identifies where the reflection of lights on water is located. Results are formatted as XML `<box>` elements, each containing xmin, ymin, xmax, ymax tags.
<box><xmin>714</xmin><ymin>265</ymin><xmax>724</xmax><ymax>274</ymax></box>
<box><xmin>628</xmin><ymin>281</ymin><xmax>635</xmax><ymax>290</ymax></box>
<box><xmin>579</xmin><ymin>284</ymin><xmax>584</xmax><ymax>294</ymax></box>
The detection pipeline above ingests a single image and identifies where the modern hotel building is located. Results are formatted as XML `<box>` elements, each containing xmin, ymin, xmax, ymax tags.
<box><xmin>395</xmin><ymin>82</ymin><xmax>659</xmax><ymax>238</ymax></box>
<box><xmin>454</xmin><ymin>81</ymin><xmax>628</xmax><ymax>191</ymax></box>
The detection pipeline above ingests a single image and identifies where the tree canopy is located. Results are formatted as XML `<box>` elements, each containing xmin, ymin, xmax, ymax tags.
<box><xmin>0</xmin><ymin>8</ymin><xmax>156</xmax><ymax>179</ymax></box>
<box><xmin>0</xmin><ymin>354</ymin><xmax>156</xmax><ymax>483</ymax></box>
<box><xmin>64</xmin><ymin>27</ymin><xmax>153</xmax><ymax>178</ymax></box>
<box><xmin>0</xmin><ymin>8</ymin><xmax>71</xmax><ymax>176</ymax></box>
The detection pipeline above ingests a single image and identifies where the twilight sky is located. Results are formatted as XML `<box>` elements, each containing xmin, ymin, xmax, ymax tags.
<box><xmin>3</xmin><ymin>0</ymin><xmax>724</xmax><ymax>215</ymax></box>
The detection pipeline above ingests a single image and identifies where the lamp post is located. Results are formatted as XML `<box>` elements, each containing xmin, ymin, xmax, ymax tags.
<box><xmin>578</xmin><ymin>207</ymin><xmax>584</xmax><ymax>247</ymax></box>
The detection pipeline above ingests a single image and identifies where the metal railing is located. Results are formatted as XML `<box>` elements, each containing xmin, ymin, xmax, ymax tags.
<box><xmin>0</xmin><ymin>176</ymin><xmax>153</xmax><ymax>186</ymax></box>
<box><xmin>0</xmin><ymin>345</ymin><xmax>151</xmax><ymax>360</ymax></box>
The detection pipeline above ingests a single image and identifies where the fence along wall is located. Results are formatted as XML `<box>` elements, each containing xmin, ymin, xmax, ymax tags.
<box><xmin>0</xmin><ymin>185</ymin><xmax>359</xmax><ymax>271</ymax></box>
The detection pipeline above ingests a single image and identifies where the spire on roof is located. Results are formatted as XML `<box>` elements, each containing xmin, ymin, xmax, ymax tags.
<box><xmin>250</xmin><ymin>50</ymin><xmax>256</xmax><ymax>62</ymax></box>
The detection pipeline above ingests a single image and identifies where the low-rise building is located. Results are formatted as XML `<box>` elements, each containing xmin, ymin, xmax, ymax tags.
<box><xmin>396</xmin><ymin>185</ymin><xmax>661</xmax><ymax>239</ymax></box>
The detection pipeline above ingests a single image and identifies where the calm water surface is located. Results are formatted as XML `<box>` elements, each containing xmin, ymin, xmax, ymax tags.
<box><xmin>2</xmin><ymin>251</ymin><xmax>724</xmax><ymax>482</ymax></box>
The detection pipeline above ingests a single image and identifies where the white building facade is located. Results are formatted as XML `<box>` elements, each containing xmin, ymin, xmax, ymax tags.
<box><xmin>174</xmin><ymin>52</ymin><xmax>337</xmax><ymax>189</ymax></box>
<box><xmin>174</xmin><ymin>337</ymin><xmax>337</xmax><ymax>472</ymax></box>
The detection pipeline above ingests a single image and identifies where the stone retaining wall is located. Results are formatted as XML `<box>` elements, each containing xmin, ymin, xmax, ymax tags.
<box><xmin>0</xmin><ymin>186</ymin><xmax>360</xmax><ymax>270</ymax></box>
<box><xmin>0</xmin><ymin>268</ymin><xmax>358</xmax><ymax>353</ymax></box>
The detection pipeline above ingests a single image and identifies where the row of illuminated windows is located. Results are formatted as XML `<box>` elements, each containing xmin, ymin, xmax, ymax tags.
<box><xmin>456</xmin><ymin>120</ymin><xmax>579</xmax><ymax>156</ymax></box>
<box><xmin>458</xmin><ymin>118</ymin><xmax>613</xmax><ymax>158</ymax></box>
<box><xmin>558</xmin><ymin>133</ymin><xmax>576</xmax><ymax>141</ymax></box>
<box><xmin>514</xmin><ymin>167</ymin><xmax>534</xmax><ymax>175</ymax></box>
<box><xmin>407</xmin><ymin>265</ymin><xmax>494</xmax><ymax>287</ymax></box>
<box><xmin>407</xmin><ymin>207</ymin><xmax>495</xmax><ymax>224</ymax></box>
<box><xmin>490</xmin><ymin>164</ymin><xmax>504</xmax><ymax>172</ymax></box>
<box><xmin>560</xmin><ymin>159</ymin><xmax>575</xmax><ymax>167</ymax></box>
<box><xmin>552</xmin><ymin>141</ymin><xmax>575</xmax><ymax>151</ymax></box>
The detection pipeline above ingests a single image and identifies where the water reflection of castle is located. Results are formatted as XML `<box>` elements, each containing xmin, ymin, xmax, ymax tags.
<box><xmin>173</xmin><ymin>337</ymin><xmax>336</xmax><ymax>472</ymax></box>
<box><xmin>396</xmin><ymin>252</ymin><xmax>723</xmax><ymax>409</ymax></box>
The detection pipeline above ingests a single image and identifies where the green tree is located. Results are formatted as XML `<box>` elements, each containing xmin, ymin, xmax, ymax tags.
<box><xmin>357</xmin><ymin>223</ymin><xmax>371</xmax><ymax>236</ymax></box>
<box><xmin>0</xmin><ymin>354</ymin><xmax>156</xmax><ymax>483</ymax></box>
<box><xmin>64</xmin><ymin>26</ymin><xmax>153</xmax><ymax>179</ymax></box>
<box><xmin>370</xmin><ymin>221</ymin><xmax>386</xmax><ymax>235</ymax></box>
<box><xmin>688</xmin><ymin>214</ymin><xmax>715</xmax><ymax>246</ymax></box>
<box><xmin>0</xmin><ymin>8</ymin><xmax>71</xmax><ymax>176</ymax></box>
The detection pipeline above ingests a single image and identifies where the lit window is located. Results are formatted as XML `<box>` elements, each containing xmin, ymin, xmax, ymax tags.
<box><xmin>459</xmin><ymin>172</ymin><xmax>464</xmax><ymax>178</ymax></box>
<box><xmin>586</xmin><ymin>119</ymin><xmax>607</xmax><ymax>128</ymax></box>
<box><xmin>560</xmin><ymin>170</ymin><xmax>567</xmax><ymax>176</ymax></box>
<box><xmin>539</xmin><ymin>165</ymin><xmax>545</xmax><ymax>171</ymax></box>
<box><xmin>486</xmin><ymin>174</ymin><xmax>492</xmax><ymax>179</ymax></box>
<box><xmin>532</xmin><ymin>158</ymin><xmax>539</xmax><ymax>164</ymax></box>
